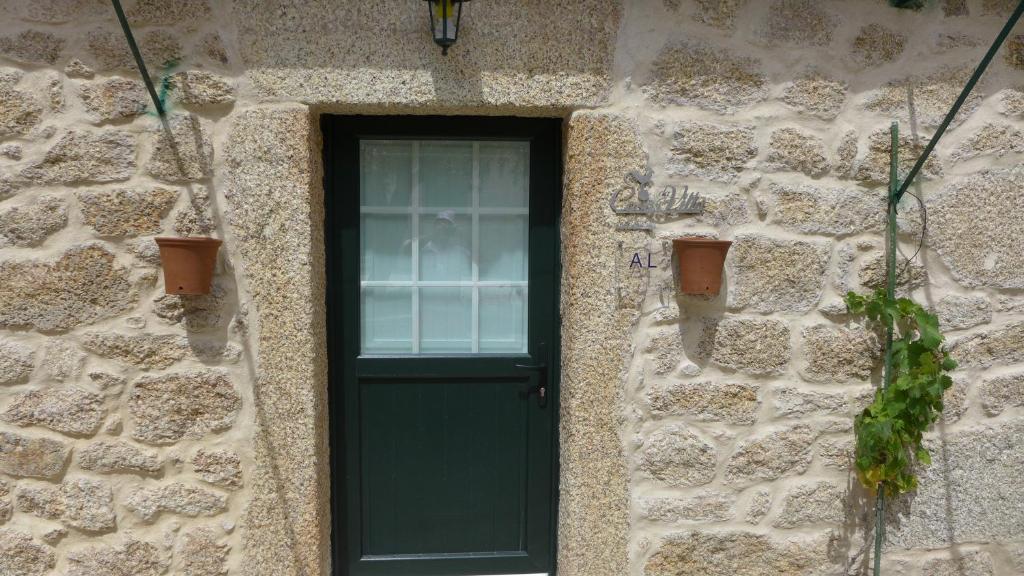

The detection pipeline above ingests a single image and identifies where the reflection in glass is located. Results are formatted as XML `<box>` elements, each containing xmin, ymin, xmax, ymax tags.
<box><xmin>420</xmin><ymin>211</ymin><xmax>472</xmax><ymax>281</ymax></box>
<box><xmin>480</xmin><ymin>287</ymin><xmax>526</xmax><ymax>353</ymax></box>
<box><xmin>361</xmin><ymin>141</ymin><xmax>412</xmax><ymax>207</ymax></box>
<box><xmin>420</xmin><ymin>142</ymin><xmax>473</xmax><ymax>207</ymax></box>
<box><xmin>363</xmin><ymin>287</ymin><xmax>413</xmax><ymax>353</ymax></box>
<box><xmin>420</xmin><ymin>287</ymin><xmax>472</xmax><ymax>353</ymax></box>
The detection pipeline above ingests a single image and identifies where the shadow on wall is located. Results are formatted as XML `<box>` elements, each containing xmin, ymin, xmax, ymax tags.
<box><xmin>153</xmin><ymin>109</ymin><xmax>315</xmax><ymax>575</ymax></box>
<box><xmin>230</xmin><ymin>0</ymin><xmax>620</xmax><ymax>106</ymax></box>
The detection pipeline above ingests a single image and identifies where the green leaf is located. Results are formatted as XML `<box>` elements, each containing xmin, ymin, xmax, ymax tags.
<box><xmin>846</xmin><ymin>289</ymin><xmax>955</xmax><ymax>497</ymax></box>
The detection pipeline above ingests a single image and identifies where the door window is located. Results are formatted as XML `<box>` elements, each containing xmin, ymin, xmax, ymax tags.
<box><xmin>360</xmin><ymin>140</ymin><xmax>529</xmax><ymax>354</ymax></box>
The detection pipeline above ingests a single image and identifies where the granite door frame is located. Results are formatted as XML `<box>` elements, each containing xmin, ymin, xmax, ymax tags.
<box><xmin>225</xmin><ymin>106</ymin><xmax>636</xmax><ymax>576</ymax></box>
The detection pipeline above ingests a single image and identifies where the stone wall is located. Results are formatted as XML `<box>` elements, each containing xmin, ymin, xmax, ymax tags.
<box><xmin>614</xmin><ymin>2</ymin><xmax>1024</xmax><ymax>575</ymax></box>
<box><xmin>0</xmin><ymin>0</ymin><xmax>1022</xmax><ymax>575</ymax></box>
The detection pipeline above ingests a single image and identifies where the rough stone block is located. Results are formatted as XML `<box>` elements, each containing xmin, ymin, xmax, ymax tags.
<box><xmin>727</xmin><ymin>234</ymin><xmax>831</xmax><ymax>313</ymax></box>
<box><xmin>128</xmin><ymin>370</ymin><xmax>241</xmax><ymax>444</ymax></box>
<box><xmin>951</xmin><ymin>123</ymin><xmax>1024</xmax><ymax>162</ymax></box>
<box><xmin>78</xmin><ymin>440</ymin><xmax>162</xmax><ymax>474</ymax></box>
<box><xmin>21</xmin><ymin>130</ymin><xmax>136</xmax><ymax>184</ymax></box>
<box><xmin>772</xmin><ymin>480</ymin><xmax>845</xmax><ymax>527</ymax></box>
<box><xmin>1002</xmin><ymin>88</ymin><xmax>1024</xmax><ymax>116</ymax></box>
<box><xmin>950</xmin><ymin>322</ymin><xmax>1024</xmax><ymax>368</ymax></box>
<box><xmin>0</xmin><ymin>73</ymin><xmax>42</xmax><ymax>138</ymax></box>
<box><xmin>647</xmin><ymin>381</ymin><xmax>760</xmax><ymax>425</ymax></box>
<box><xmin>765</xmin><ymin>128</ymin><xmax>829</xmax><ymax>176</ymax></box>
<box><xmin>762</xmin><ymin>183</ymin><xmax>884</xmax><ymax>236</ymax></box>
<box><xmin>0</xmin><ymin>431</ymin><xmax>70</xmax><ymax>479</ymax></box>
<box><xmin>153</xmin><ymin>283</ymin><xmax>226</xmax><ymax>331</ymax></box>
<box><xmin>639</xmin><ymin>491</ymin><xmax>736</xmax><ymax>523</ymax></box>
<box><xmin>178</xmin><ymin>526</ymin><xmax>230</xmax><ymax>576</ymax></box>
<box><xmin>645</xmin><ymin>41</ymin><xmax>766</xmax><ymax>113</ymax></box>
<box><xmin>644</xmin><ymin>530</ymin><xmax>834</xmax><ymax>576</ymax></box>
<box><xmin>85</xmin><ymin>27</ymin><xmax>182</xmax><ymax>71</ymax></box>
<box><xmin>0</xmin><ymin>196</ymin><xmax>67</xmax><ymax>248</ymax></box>
<box><xmin>127</xmin><ymin>0</ymin><xmax>212</xmax><ymax>25</ymax></box>
<box><xmin>774</xmin><ymin>386</ymin><xmax>849</xmax><ymax>417</ymax></box>
<box><xmin>0</xmin><ymin>30</ymin><xmax>65</xmax><ymax>65</ymax></box>
<box><xmin>667</xmin><ymin>121</ymin><xmax>756</xmax><ymax>183</ymax></box>
<box><xmin>1006</xmin><ymin>34</ymin><xmax>1024</xmax><ymax>69</ymax></box>
<box><xmin>759</xmin><ymin>0</ymin><xmax>838</xmax><ymax>46</ymax></box>
<box><xmin>800</xmin><ymin>324</ymin><xmax>880</xmax><ymax>384</ymax></box>
<box><xmin>38</xmin><ymin>339</ymin><xmax>86</xmax><ymax>382</ymax></box>
<box><xmin>935</xmin><ymin>294</ymin><xmax>991</xmax><ymax>330</ymax></box>
<box><xmin>854</xmin><ymin>128</ymin><xmax>942</xmax><ymax>185</ymax></box>
<box><xmin>146</xmin><ymin>114</ymin><xmax>214</xmax><ymax>182</ymax></box>
<box><xmin>125</xmin><ymin>482</ymin><xmax>227</xmax><ymax>521</ymax></box>
<box><xmin>20</xmin><ymin>478</ymin><xmax>116</xmax><ymax>532</ymax></box>
<box><xmin>645</xmin><ymin>326</ymin><xmax>684</xmax><ymax>376</ymax></box>
<box><xmin>921</xmin><ymin>550</ymin><xmax>994</xmax><ymax>576</ymax></box>
<box><xmin>66</xmin><ymin>537</ymin><xmax>167</xmax><ymax>576</ymax></box>
<box><xmin>885</xmin><ymin>418</ymin><xmax>1024</xmax><ymax>549</ymax></box>
<box><xmin>65</xmin><ymin>58</ymin><xmax>94</xmax><ymax>78</ymax></box>
<box><xmin>817</xmin><ymin>437</ymin><xmax>854</xmax><ymax>469</ymax></box>
<box><xmin>744</xmin><ymin>489</ymin><xmax>772</xmax><ymax>525</ymax></box>
<box><xmin>2</xmin><ymin>387</ymin><xmax>105</xmax><ymax>436</ymax></box>
<box><xmin>193</xmin><ymin>449</ymin><xmax>242</xmax><ymax>489</ymax></box>
<box><xmin>0</xmin><ymin>338</ymin><xmax>35</xmax><ymax>386</ymax></box>
<box><xmin>0</xmin><ymin>245</ymin><xmax>135</xmax><ymax>331</ymax></box>
<box><xmin>781</xmin><ymin>73</ymin><xmax>847</xmax><ymax>119</ymax></box>
<box><xmin>172</xmin><ymin>185</ymin><xmax>216</xmax><ymax>236</ymax></box>
<box><xmin>928</xmin><ymin>166</ymin><xmax>1024</xmax><ymax>288</ymax></box>
<box><xmin>170</xmin><ymin>70</ymin><xmax>235</xmax><ymax>106</ymax></box>
<box><xmin>691</xmin><ymin>0</ymin><xmax>746</xmax><ymax>29</ymax></box>
<box><xmin>82</xmin><ymin>331</ymin><xmax>238</xmax><ymax>369</ymax></box>
<box><xmin>0</xmin><ymin>529</ymin><xmax>54</xmax><ymax>576</ymax></box>
<box><xmin>851</xmin><ymin>24</ymin><xmax>906</xmax><ymax>67</ymax></box>
<box><xmin>980</xmin><ymin>372</ymin><xmax>1024</xmax><ymax>416</ymax></box>
<box><xmin>78</xmin><ymin>187</ymin><xmax>178</xmax><ymax>237</ymax></box>
<box><xmin>725</xmin><ymin>424</ymin><xmax>816</xmax><ymax>485</ymax></box>
<box><xmin>638</xmin><ymin>425</ymin><xmax>718</xmax><ymax>487</ymax></box>
<box><xmin>79</xmin><ymin>77</ymin><xmax>148</xmax><ymax>123</ymax></box>
<box><xmin>857</xmin><ymin>251</ymin><xmax>927</xmax><ymax>291</ymax></box>
<box><xmin>864</xmin><ymin>66</ymin><xmax>982</xmax><ymax>129</ymax></box>
<box><xmin>701</xmin><ymin>316</ymin><xmax>791</xmax><ymax>375</ymax></box>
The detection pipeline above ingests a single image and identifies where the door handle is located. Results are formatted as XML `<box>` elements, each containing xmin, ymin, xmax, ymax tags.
<box><xmin>515</xmin><ymin>362</ymin><xmax>548</xmax><ymax>408</ymax></box>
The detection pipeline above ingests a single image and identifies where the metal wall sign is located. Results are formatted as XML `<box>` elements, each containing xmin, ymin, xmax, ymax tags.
<box><xmin>610</xmin><ymin>167</ymin><xmax>704</xmax><ymax>231</ymax></box>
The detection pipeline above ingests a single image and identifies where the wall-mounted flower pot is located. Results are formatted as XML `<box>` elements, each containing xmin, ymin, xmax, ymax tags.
<box><xmin>673</xmin><ymin>238</ymin><xmax>732</xmax><ymax>296</ymax></box>
<box><xmin>155</xmin><ymin>237</ymin><xmax>222</xmax><ymax>295</ymax></box>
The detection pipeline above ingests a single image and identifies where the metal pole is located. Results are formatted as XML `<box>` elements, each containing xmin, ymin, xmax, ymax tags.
<box><xmin>873</xmin><ymin>121</ymin><xmax>900</xmax><ymax>576</ymax></box>
<box><xmin>895</xmin><ymin>0</ymin><xmax>1024</xmax><ymax>204</ymax></box>
<box><xmin>110</xmin><ymin>0</ymin><xmax>165</xmax><ymax>117</ymax></box>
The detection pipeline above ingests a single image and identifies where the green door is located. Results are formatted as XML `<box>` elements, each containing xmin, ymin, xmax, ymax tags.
<box><xmin>323</xmin><ymin>116</ymin><xmax>561</xmax><ymax>576</ymax></box>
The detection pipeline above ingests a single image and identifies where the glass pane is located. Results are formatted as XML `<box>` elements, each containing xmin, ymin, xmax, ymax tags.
<box><xmin>363</xmin><ymin>287</ymin><xmax>413</xmax><ymax>353</ymax></box>
<box><xmin>420</xmin><ymin>142</ymin><xmax>473</xmax><ymax>208</ymax></box>
<box><xmin>419</xmin><ymin>212</ymin><xmax>472</xmax><ymax>281</ymax></box>
<box><xmin>479</xmin><ymin>142</ymin><xmax>529</xmax><ymax>208</ymax></box>
<box><xmin>479</xmin><ymin>215</ymin><xmax>527</xmax><ymax>281</ymax></box>
<box><xmin>361</xmin><ymin>141</ymin><xmax>412</xmax><ymax>207</ymax></box>
<box><xmin>361</xmin><ymin>215</ymin><xmax>412</xmax><ymax>281</ymax></box>
<box><xmin>480</xmin><ymin>287</ymin><xmax>526</xmax><ymax>353</ymax></box>
<box><xmin>420</xmin><ymin>287</ymin><xmax>472</xmax><ymax>353</ymax></box>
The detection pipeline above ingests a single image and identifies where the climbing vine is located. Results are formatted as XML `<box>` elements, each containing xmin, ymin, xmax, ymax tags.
<box><xmin>844</xmin><ymin>289</ymin><xmax>956</xmax><ymax>497</ymax></box>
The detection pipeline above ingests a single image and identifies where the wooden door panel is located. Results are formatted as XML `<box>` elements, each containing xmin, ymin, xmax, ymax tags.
<box><xmin>360</xmin><ymin>379</ymin><xmax>528</xmax><ymax>556</ymax></box>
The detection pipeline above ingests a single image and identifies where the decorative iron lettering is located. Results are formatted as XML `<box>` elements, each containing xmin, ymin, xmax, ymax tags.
<box><xmin>609</xmin><ymin>168</ymin><xmax>705</xmax><ymax>217</ymax></box>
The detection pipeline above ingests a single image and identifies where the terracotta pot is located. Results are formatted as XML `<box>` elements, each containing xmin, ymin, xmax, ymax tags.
<box><xmin>155</xmin><ymin>237</ymin><xmax>222</xmax><ymax>295</ymax></box>
<box><xmin>673</xmin><ymin>238</ymin><xmax>732</xmax><ymax>295</ymax></box>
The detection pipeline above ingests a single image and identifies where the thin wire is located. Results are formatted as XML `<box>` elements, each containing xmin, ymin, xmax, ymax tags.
<box><xmin>895</xmin><ymin>189</ymin><xmax>927</xmax><ymax>284</ymax></box>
